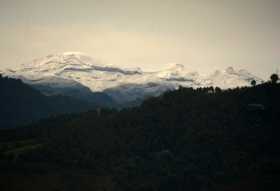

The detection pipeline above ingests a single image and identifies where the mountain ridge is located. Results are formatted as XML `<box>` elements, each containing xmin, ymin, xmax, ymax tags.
<box><xmin>3</xmin><ymin>52</ymin><xmax>263</xmax><ymax>104</ymax></box>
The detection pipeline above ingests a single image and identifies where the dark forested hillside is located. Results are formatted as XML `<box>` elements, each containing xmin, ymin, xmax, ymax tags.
<box><xmin>29</xmin><ymin>78</ymin><xmax>115</xmax><ymax>107</ymax></box>
<box><xmin>0</xmin><ymin>80</ymin><xmax>280</xmax><ymax>191</ymax></box>
<box><xmin>0</xmin><ymin>75</ymin><xmax>96</xmax><ymax>128</ymax></box>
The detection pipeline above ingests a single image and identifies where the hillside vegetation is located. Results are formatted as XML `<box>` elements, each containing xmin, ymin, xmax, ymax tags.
<box><xmin>0</xmin><ymin>80</ymin><xmax>279</xmax><ymax>190</ymax></box>
<box><xmin>0</xmin><ymin>75</ymin><xmax>96</xmax><ymax>128</ymax></box>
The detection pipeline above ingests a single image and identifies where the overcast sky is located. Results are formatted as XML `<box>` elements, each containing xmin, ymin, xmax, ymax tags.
<box><xmin>0</xmin><ymin>0</ymin><xmax>280</xmax><ymax>78</ymax></box>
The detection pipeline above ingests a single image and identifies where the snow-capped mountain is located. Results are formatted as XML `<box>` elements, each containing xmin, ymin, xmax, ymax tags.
<box><xmin>203</xmin><ymin>67</ymin><xmax>263</xmax><ymax>89</ymax></box>
<box><xmin>3</xmin><ymin>52</ymin><xmax>263</xmax><ymax>104</ymax></box>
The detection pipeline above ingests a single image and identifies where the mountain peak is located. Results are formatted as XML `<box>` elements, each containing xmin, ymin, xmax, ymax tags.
<box><xmin>62</xmin><ymin>51</ymin><xmax>87</xmax><ymax>56</ymax></box>
<box><xmin>225</xmin><ymin>66</ymin><xmax>235</xmax><ymax>74</ymax></box>
<box><xmin>3</xmin><ymin>53</ymin><xmax>263</xmax><ymax>100</ymax></box>
<box><xmin>18</xmin><ymin>52</ymin><xmax>103</xmax><ymax>75</ymax></box>
<box><xmin>36</xmin><ymin>52</ymin><xmax>96</xmax><ymax>66</ymax></box>
<box><xmin>166</xmin><ymin>63</ymin><xmax>185</xmax><ymax>71</ymax></box>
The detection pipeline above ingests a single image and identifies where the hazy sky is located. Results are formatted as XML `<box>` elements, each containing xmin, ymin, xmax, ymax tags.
<box><xmin>0</xmin><ymin>0</ymin><xmax>280</xmax><ymax>78</ymax></box>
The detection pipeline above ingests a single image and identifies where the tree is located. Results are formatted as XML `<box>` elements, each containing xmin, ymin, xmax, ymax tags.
<box><xmin>215</xmin><ymin>87</ymin><xmax>222</xmax><ymax>93</ymax></box>
<box><xmin>270</xmin><ymin>74</ymin><xmax>279</xmax><ymax>84</ymax></box>
<box><xmin>251</xmin><ymin>80</ymin><xmax>256</xmax><ymax>86</ymax></box>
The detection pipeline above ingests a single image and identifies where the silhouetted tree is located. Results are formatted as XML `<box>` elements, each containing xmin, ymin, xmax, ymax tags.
<box><xmin>215</xmin><ymin>87</ymin><xmax>222</xmax><ymax>93</ymax></box>
<box><xmin>208</xmin><ymin>87</ymin><xmax>214</xmax><ymax>93</ymax></box>
<box><xmin>251</xmin><ymin>80</ymin><xmax>256</xmax><ymax>86</ymax></box>
<box><xmin>270</xmin><ymin>74</ymin><xmax>279</xmax><ymax>84</ymax></box>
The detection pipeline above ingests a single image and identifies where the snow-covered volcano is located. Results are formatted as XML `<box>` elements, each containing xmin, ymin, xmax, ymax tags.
<box><xmin>3</xmin><ymin>52</ymin><xmax>263</xmax><ymax>104</ymax></box>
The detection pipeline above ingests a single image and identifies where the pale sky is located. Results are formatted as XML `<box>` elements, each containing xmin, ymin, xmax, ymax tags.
<box><xmin>0</xmin><ymin>0</ymin><xmax>280</xmax><ymax>78</ymax></box>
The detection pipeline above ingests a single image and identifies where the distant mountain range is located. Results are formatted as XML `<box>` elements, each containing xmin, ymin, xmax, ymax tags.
<box><xmin>2</xmin><ymin>52</ymin><xmax>263</xmax><ymax>105</ymax></box>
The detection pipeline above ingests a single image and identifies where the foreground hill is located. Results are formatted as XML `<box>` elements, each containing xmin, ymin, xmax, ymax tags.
<box><xmin>0</xmin><ymin>81</ymin><xmax>279</xmax><ymax>190</ymax></box>
<box><xmin>0</xmin><ymin>75</ymin><xmax>97</xmax><ymax>128</ymax></box>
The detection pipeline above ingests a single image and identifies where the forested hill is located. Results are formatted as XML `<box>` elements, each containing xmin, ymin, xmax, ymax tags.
<box><xmin>0</xmin><ymin>80</ymin><xmax>280</xmax><ymax>190</ymax></box>
<box><xmin>0</xmin><ymin>75</ymin><xmax>95</xmax><ymax>128</ymax></box>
